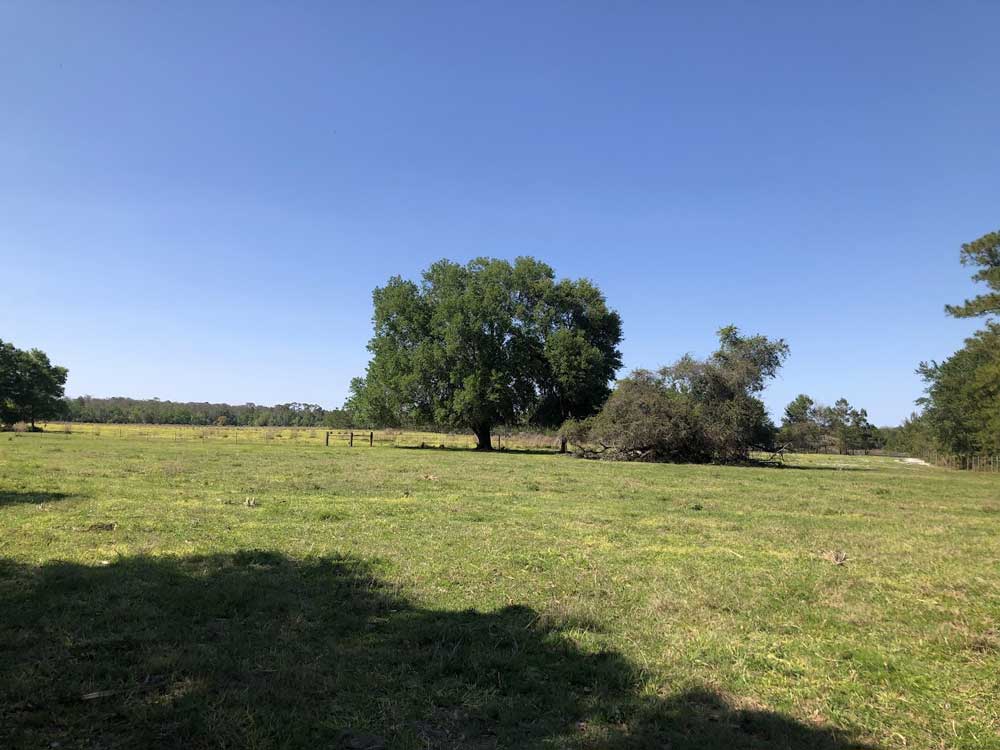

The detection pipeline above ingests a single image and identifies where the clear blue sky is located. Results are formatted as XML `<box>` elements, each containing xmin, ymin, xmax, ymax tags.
<box><xmin>3</xmin><ymin>2</ymin><xmax>998</xmax><ymax>426</ymax></box>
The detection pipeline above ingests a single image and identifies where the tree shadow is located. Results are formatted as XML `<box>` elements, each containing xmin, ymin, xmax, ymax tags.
<box><xmin>0</xmin><ymin>552</ymin><xmax>875</xmax><ymax>749</ymax></box>
<box><xmin>0</xmin><ymin>490</ymin><xmax>74</xmax><ymax>507</ymax></box>
<box><xmin>761</xmin><ymin>464</ymin><xmax>871</xmax><ymax>473</ymax></box>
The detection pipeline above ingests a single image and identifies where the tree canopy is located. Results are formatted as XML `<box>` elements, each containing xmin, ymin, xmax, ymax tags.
<box><xmin>0</xmin><ymin>339</ymin><xmax>68</xmax><ymax>428</ymax></box>
<box><xmin>879</xmin><ymin>413</ymin><xmax>935</xmax><ymax>457</ymax></box>
<box><xmin>944</xmin><ymin>229</ymin><xmax>1000</xmax><ymax>319</ymax></box>
<box><xmin>917</xmin><ymin>324</ymin><xmax>1000</xmax><ymax>455</ymax></box>
<box><xmin>914</xmin><ymin>229</ymin><xmax>1000</xmax><ymax>456</ymax></box>
<box><xmin>565</xmin><ymin>326</ymin><xmax>788</xmax><ymax>463</ymax></box>
<box><xmin>347</xmin><ymin>257</ymin><xmax>623</xmax><ymax>449</ymax></box>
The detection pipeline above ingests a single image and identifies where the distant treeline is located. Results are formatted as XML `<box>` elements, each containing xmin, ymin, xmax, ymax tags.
<box><xmin>62</xmin><ymin>396</ymin><xmax>353</xmax><ymax>428</ymax></box>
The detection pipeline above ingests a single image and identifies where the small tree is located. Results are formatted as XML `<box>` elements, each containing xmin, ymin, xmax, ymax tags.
<box><xmin>778</xmin><ymin>394</ymin><xmax>821</xmax><ymax>451</ymax></box>
<box><xmin>789</xmin><ymin>397</ymin><xmax>877</xmax><ymax>454</ymax></box>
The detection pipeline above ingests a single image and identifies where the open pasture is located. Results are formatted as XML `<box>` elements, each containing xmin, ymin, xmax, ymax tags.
<box><xmin>1</xmin><ymin>430</ymin><xmax>998</xmax><ymax>749</ymax></box>
<box><xmin>37</xmin><ymin>421</ymin><xmax>563</xmax><ymax>451</ymax></box>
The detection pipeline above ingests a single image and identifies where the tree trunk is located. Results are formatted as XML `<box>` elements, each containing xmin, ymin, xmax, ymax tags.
<box><xmin>473</xmin><ymin>424</ymin><xmax>493</xmax><ymax>451</ymax></box>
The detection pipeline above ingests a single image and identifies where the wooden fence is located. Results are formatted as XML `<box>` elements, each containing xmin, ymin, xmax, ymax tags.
<box><xmin>325</xmin><ymin>430</ymin><xmax>374</xmax><ymax>447</ymax></box>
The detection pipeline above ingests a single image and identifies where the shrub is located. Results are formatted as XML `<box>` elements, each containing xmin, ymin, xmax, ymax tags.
<box><xmin>565</xmin><ymin>327</ymin><xmax>786</xmax><ymax>463</ymax></box>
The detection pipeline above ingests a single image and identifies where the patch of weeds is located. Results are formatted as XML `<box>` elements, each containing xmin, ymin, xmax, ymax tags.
<box><xmin>968</xmin><ymin>629</ymin><xmax>999</xmax><ymax>654</ymax></box>
<box><xmin>821</xmin><ymin>550</ymin><xmax>848</xmax><ymax>565</ymax></box>
<box><xmin>86</xmin><ymin>522</ymin><xmax>118</xmax><ymax>532</ymax></box>
<box><xmin>160</xmin><ymin>462</ymin><xmax>187</xmax><ymax>478</ymax></box>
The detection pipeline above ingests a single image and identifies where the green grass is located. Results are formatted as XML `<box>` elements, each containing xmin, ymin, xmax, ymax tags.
<box><xmin>1</xmin><ymin>430</ymin><xmax>998</xmax><ymax>749</ymax></box>
<box><xmin>37</xmin><ymin>421</ymin><xmax>564</xmax><ymax>451</ymax></box>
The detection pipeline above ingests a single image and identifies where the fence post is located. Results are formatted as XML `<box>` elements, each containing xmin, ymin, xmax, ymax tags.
<box><xmin>325</xmin><ymin>431</ymin><xmax>330</xmax><ymax>447</ymax></box>
<box><xmin>369</xmin><ymin>431</ymin><xmax>373</xmax><ymax>447</ymax></box>
<box><xmin>349</xmin><ymin>431</ymin><xmax>353</xmax><ymax>447</ymax></box>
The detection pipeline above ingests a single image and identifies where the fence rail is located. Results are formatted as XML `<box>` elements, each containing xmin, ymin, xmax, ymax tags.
<box><xmin>921</xmin><ymin>453</ymin><xmax>1000</xmax><ymax>472</ymax></box>
<box><xmin>325</xmin><ymin>430</ymin><xmax>374</xmax><ymax>447</ymax></box>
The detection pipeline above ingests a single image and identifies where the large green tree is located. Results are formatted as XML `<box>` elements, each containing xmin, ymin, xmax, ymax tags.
<box><xmin>0</xmin><ymin>339</ymin><xmax>69</xmax><ymax>428</ymax></box>
<box><xmin>0</xmin><ymin>340</ymin><xmax>21</xmax><ymax>426</ymax></box>
<box><xmin>915</xmin><ymin>229</ymin><xmax>1000</xmax><ymax>455</ymax></box>
<box><xmin>349</xmin><ymin>257</ymin><xmax>622</xmax><ymax>449</ymax></box>
<box><xmin>918</xmin><ymin>324</ymin><xmax>1000</xmax><ymax>455</ymax></box>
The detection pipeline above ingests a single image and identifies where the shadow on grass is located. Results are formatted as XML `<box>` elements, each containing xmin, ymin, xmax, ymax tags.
<box><xmin>745</xmin><ymin>463</ymin><xmax>871</xmax><ymax>473</ymax></box>
<box><xmin>395</xmin><ymin>444</ymin><xmax>559</xmax><ymax>456</ymax></box>
<box><xmin>0</xmin><ymin>552</ymin><xmax>874</xmax><ymax>750</ymax></box>
<box><xmin>0</xmin><ymin>490</ymin><xmax>74</xmax><ymax>507</ymax></box>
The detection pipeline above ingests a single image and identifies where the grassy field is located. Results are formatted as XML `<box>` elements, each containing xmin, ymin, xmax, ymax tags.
<box><xmin>1</xmin><ymin>430</ymin><xmax>998</xmax><ymax>749</ymax></box>
<box><xmin>37</xmin><ymin>422</ymin><xmax>563</xmax><ymax>451</ymax></box>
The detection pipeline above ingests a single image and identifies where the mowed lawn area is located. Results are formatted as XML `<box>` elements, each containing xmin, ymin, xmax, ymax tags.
<box><xmin>1</xmin><ymin>432</ymin><xmax>997</xmax><ymax>749</ymax></box>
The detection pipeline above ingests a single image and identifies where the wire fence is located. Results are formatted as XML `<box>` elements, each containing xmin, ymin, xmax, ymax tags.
<box><xmin>920</xmin><ymin>453</ymin><xmax>1000</xmax><ymax>472</ymax></box>
<box><xmin>36</xmin><ymin>422</ymin><xmax>564</xmax><ymax>452</ymax></box>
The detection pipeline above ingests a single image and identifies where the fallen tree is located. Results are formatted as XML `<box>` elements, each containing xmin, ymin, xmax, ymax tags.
<box><xmin>562</xmin><ymin>326</ymin><xmax>788</xmax><ymax>464</ymax></box>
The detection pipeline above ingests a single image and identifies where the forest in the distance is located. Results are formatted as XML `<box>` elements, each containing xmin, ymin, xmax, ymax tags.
<box><xmin>61</xmin><ymin>396</ymin><xmax>352</xmax><ymax>428</ymax></box>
